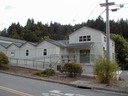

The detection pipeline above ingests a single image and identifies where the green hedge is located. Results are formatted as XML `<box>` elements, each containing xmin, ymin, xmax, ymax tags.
<box><xmin>62</xmin><ymin>62</ymin><xmax>83</xmax><ymax>77</ymax></box>
<box><xmin>33</xmin><ymin>68</ymin><xmax>55</xmax><ymax>77</ymax></box>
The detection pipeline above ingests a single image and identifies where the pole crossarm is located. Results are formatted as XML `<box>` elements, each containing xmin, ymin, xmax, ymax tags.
<box><xmin>100</xmin><ymin>2</ymin><xmax>115</xmax><ymax>7</ymax></box>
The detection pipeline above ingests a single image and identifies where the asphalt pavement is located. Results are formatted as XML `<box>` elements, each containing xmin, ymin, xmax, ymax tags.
<box><xmin>0</xmin><ymin>90</ymin><xmax>20</xmax><ymax>96</ymax></box>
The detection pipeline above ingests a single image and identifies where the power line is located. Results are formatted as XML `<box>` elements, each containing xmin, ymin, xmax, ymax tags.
<box><xmin>86</xmin><ymin>0</ymin><xmax>102</xmax><ymax>21</ymax></box>
<box><xmin>98</xmin><ymin>9</ymin><xmax>106</xmax><ymax>17</ymax></box>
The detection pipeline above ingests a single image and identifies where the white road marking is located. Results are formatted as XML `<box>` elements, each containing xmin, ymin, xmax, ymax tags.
<box><xmin>42</xmin><ymin>90</ymin><xmax>86</xmax><ymax>96</ymax></box>
<box><xmin>50</xmin><ymin>93</ymin><xmax>62</xmax><ymax>96</ymax></box>
<box><xmin>64</xmin><ymin>93</ymin><xmax>74</xmax><ymax>96</ymax></box>
<box><xmin>50</xmin><ymin>90</ymin><xmax>61</xmax><ymax>93</ymax></box>
<box><xmin>75</xmin><ymin>94</ymin><xmax>86</xmax><ymax>96</ymax></box>
<box><xmin>50</xmin><ymin>90</ymin><xmax>63</xmax><ymax>95</ymax></box>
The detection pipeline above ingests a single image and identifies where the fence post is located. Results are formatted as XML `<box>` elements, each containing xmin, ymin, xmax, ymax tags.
<box><xmin>16</xmin><ymin>58</ymin><xmax>18</xmax><ymax>66</ymax></box>
<box><xmin>33</xmin><ymin>60</ymin><xmax>35</xmax><ymax>68</ymax></box>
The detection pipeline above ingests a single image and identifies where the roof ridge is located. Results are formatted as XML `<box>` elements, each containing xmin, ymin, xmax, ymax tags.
<box><xmin>0</xmin><ymin>36</ymin><xmax>26</xmax><ymax>43</ymax></box>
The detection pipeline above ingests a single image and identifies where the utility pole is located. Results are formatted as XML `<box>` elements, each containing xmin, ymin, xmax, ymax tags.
<box><xmin>106</xmin><ymin>0</ymin><xmax>110</xmax><ymax>60</ymax></box>
<box><xmin>100</xmin><ymin>0</ymin><xmax>115</xmax><ymax>60</ymax></box>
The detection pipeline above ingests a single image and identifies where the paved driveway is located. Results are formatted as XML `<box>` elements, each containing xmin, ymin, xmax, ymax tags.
<box><xmin>120</xmin><ymin>71</ymin><xmax>128</xmax><ymax>80</ymax></box>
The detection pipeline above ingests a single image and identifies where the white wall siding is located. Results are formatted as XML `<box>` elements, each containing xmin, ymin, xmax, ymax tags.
<box><xmin>0</xmin><ymin>45</ymin><xmax>7</xmax><ymax>55</ymax></box>
<box><xmin>69</xmin><ymin>27</ymin><xmax>102</xmax><ymax>44</ymax></box>
<box><xmin>36</xmin><ymin>41</ymin><xmax>60</xmax><ymax>57</ymax></box>
<box><xmin>7</xmin><ymin>44</ymin><xmax>20</xmax><ymax>58</ymax></box>
<box><xmin>19</xmin><ymin>43</ymin><xmax>36</xmax><ymax>59</ymax></box>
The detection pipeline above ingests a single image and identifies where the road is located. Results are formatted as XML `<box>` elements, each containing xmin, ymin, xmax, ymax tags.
<box><xmin>0</xmin><ymin>73</ymin><xmax>127</xmax><ymax>96</ymax></box>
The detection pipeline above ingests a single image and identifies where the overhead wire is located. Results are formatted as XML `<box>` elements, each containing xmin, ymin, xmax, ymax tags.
<box><xmin>85</xmin><ymin>1</ymin><xmax>128</xmax><ymax>22</ymax></box>
<box><xmin>98</xmin><ymin>2</ymin><xmax>128</xmax><ymax>17</ymax></box>
<box><xmin>85</xmin><ymin>0</ymin><xmax>102</xmax><ymax>21</ymax></box>
<box><xmin>98</xmin><ymin>9</ymin><xmax>106</xmax><ymax>17</ymax></box>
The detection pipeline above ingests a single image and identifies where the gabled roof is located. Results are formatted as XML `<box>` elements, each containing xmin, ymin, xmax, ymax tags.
<box><xmin>46</xmin><ymin>39</ymin><xmax>68</xmax><ymax>47</ymax></box>
<box><xmin>0</xmin><ymin>36</ymin><xmax>26</xmax><ymax>48</ymax></box>
<box><xmin>0</xmin><ymin>41</ymin><xmax>11</xmax><ymax>48</ymax></box>
<box><xmin>69</xmin><ymin>26</ymin><xmax>105</xmax><ymax>37</ymax></box>
<box><xmin>0</xmin><ymin>36</ymin><xmax>26</xmax><ymax>44</ymax></box>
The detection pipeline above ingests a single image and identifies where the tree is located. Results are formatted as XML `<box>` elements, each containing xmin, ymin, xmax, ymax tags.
<box><xmin>0</xmin><ymin>52</ymin><xmax>9</xmax><ymax>68</ymax></box>
<box><xmin>111</xmin><ymin>34</ymin><xmax>128</xmax><ymax>69</ymax></box>
<box><xmin>0</xmin><ymin>28</ymin><xmax>8</xmax><ymax>36</ymax></box>
<box><xmin>22</xmin><ymin>29</ymin><xmax>39</xmax><ymax>42</ymax></box>
<box><xmin>95</xmin><ymin>16</ymin><xmax>105</xmax><ymax>31</ymax></box>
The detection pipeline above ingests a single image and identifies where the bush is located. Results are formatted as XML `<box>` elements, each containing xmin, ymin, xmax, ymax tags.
<box><xmin>62</xmin><ymin>62</ymin><xmax>83</xmax><ymax>77</ymax></box>
<box><xmin>0</xmin><ymin>52</ymin><xmax>9</xmax><ymax>68</ymax></box>
<box><xmin>93</xmin><ymin>58</ymin><xmax>118</xmax><ymax>84</ymax></box>
<box><xmin>33</xmin><ymin>68</ymin><xmax>55</xmax><ymax>77</ymax></box>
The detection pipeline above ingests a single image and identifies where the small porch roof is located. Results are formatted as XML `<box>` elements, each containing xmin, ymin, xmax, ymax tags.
<box><xmin>46</xmin><ymin>39</ymin><xmax>94</xmax><ymax>48</ymax></box>
<box><xmin>66</xmin><ymin>42</ymin><xmax>94</xmax><ymax>48</ymax></box>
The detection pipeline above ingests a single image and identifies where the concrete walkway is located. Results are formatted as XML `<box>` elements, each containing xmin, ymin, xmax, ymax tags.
<box><xmin>120</xmin><ymin>71</ymin><xmax>128</xmax><ymax>81</ymax></box>
<box><xmin>71</xmin><ymin>80</ymin><xmax>128</xmax><ymax>94</ymax></box>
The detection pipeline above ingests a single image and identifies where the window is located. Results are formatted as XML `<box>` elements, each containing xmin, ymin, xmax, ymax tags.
<box><xmin>26</xmin><ymin>50</ymin><xmax>29</xmax><ymax>56</ymax></box>
<box><xmin>83</xmin><ymin>36</ymin><xmax>87</xmax><ymax>41</ymax></box>
<box><xmin>80</xmin><ymin>50</ymin><xmax>90</xmax><ymax>63</ymax></box>
<box><xmin>43</xmin><ymin>49</ymin><xmax>47</xmax><ymax>55</ymax></box>
<box><xmin>104</xmin><ymin>36</ymin><xmax>106</xmax><ymax>42</ymax></box>
<box><xmin>87</xmin><ymin>35</ymin><xmax>91</xmax><ymax>41</ymax></box>
<box><xmin>79</xmin><ymin>35</ymin><xmax>91</xmax><ymax>42</ymax></box>
<box><xmin>112</xmin><ymin>53</ymin><xmax>115</xmax><ymax>60</ymax></box>
<box><xmin>79</xmin><ymin>36</ymin><xmax>82</xmax><ymax>42</ymax></box>
<box><xmin>112</xmin><ymin>42</ymin><xmax>114</xmax><ymax>47</ymax></box>
<box><xmin>11</xmin><ymin>51</ymin><xmax>15</xmax><ymax>57</ymax></box>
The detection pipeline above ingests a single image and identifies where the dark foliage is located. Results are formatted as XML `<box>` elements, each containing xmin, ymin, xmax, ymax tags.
<box><xmin>0</xmin><ymin>17</ymin><xmax>128</xmax><ymax>42</ymax></box>
<box><xmin>0</xmin><ymin>52</ymin><xmax>9</xmax><ymax>68</ymax></box>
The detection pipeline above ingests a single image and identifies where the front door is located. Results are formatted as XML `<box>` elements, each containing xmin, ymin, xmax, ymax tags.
<box><xmin>80</xmin><ymin>50</ymin><xmax>90</xmax><ymax>63</ymax></box>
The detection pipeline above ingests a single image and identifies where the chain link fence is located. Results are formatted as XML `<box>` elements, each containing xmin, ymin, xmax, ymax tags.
<box><xmin>9</xmin><ymin>54</ymin><xmax>101</xmax><ymax>75</ymax></box>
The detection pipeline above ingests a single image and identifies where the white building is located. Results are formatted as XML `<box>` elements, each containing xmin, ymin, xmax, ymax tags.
<box><xmin>0</xmin><ymin>26</ymin><xmax>115</xmax><ymax>75</ymax></box>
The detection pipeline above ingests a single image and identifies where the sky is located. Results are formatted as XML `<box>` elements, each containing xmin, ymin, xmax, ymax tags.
<box><xmin>0</xmin><ymin>0</ymin><xmax>128</xmax><ymax>30</ymax></box>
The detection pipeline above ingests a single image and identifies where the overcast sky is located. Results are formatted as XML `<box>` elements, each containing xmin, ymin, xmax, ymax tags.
<box><xmin>0</xmin><ymin>0</ymin><xmax>128</xmax><ymax>30</ymax></box>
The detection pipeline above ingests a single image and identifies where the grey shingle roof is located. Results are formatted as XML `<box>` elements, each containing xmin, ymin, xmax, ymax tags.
<box><xmin>0</xmin><ymin>36</ymin><xmax>26</xmax><ymax>48</ymax></box>
<box><xmin>46</xmin><ymin>39</ymin><xmax>93</xmax><ymax>48</ymax></box>
<box><xmin>0</xmin><ymin>42</ymin><xmax>11</xmax><ymax>48</ymax></box>
<box><xmin>0</xmin><ymin>36</ymin><xmax>26</xmax><ymax>43</ymax></box>
<box><xmin>0</xmin><ymin>36</ymin><xmax>93</xmax><ymax>49</ymax></box>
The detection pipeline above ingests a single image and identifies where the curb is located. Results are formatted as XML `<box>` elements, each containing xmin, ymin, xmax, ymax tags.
<box><xmin>93</xmin><ymin>87</ymin><xmax>128</xmax><ymax>94</ymax></box>
<box><xmin>0</xmin><ymin>71</ymin><xmax>76</xmax><ymax>87</ymax></box>
<box><xmin>0</xmin><ymin>71</ymin><xmax>128</xmax><ymax>94</ymax></box>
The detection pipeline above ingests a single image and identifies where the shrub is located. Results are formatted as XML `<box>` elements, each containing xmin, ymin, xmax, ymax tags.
<box><xmin>62</xmin><ymin>62</ymin><xmax>83</xmax><ymax>77</ymax></box>
<box><xmin>33</xmin><ymin>68</ymin><xmax>55</xmax><ymax>77</ymax></box>
<box><xmin>0</xmin><ymin>52</ymin><xmax>9</xmax><ymax>68</ymax></box>
<box><xmin>93</xmin><ymin>58</ymin><xmax>118</xmax><ymax>84</ymax></box>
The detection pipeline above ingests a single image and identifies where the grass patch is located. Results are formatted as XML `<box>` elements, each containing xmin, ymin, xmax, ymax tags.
<box><xmin>33</xmin><ymin>69</ymin><xmax>56</xmax><ymax>77</ymax></box>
